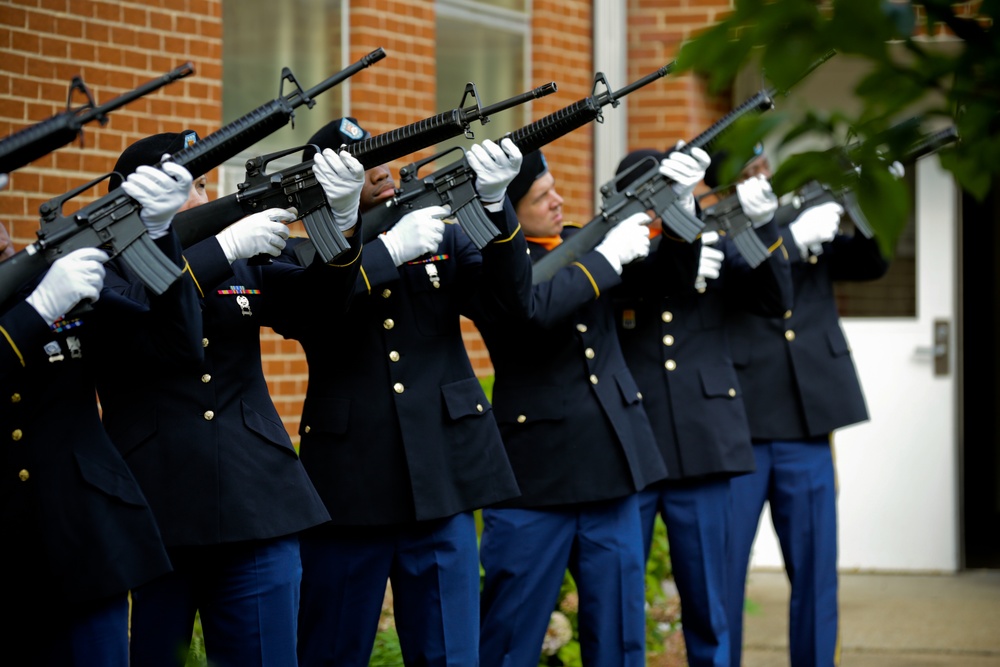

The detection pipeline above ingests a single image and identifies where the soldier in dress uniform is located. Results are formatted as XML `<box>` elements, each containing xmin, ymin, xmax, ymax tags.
<box><xmin>0</xmin><ymin>162</ymin><xmax>197</xmax><ymax>666</ymax></box>
<box><xmin>93</xmin><ymin>131</ymin><xmax>365</xmax><ymax>667</ymax></box>
<box><xmin>611</xmin><ymin>147</ymin><xmax>792</xmax><ymax>667</ymax></box>
<box><xmin>475</xmin><ymin>147</ymin><xmax>707</xmax><ymax>667</ymax></box>
<box><xmin>273</xmin><ymin>118</ymin><xmax>531</xmax><ymax>667</ymax></box>
<box><xmin>723</xmin><ymin>151</ymin><xmax>892</xmax><ymax>667</ymax></box>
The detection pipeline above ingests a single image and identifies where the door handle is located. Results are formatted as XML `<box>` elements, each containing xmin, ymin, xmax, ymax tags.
<box><xmin>914</xmin><ymin>318</ymin><xmax>949</xmax><ymax>377</ymax></box>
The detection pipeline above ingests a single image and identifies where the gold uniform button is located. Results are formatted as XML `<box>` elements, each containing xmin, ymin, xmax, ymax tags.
<box><xmin>382</xmin><ymin>289</ymin><xmax>392</xmax><ymax>298</ymax></box>
<box><xmin>662</xmin><ymin>335</ymin><xmax>674</xmax><ymax>346</ymax></box>
<box><xmin>11</xmin><ymin>392</ymin><xmax>21</xmax><ymax>403</ymax></box>
<box><xmin>589</xmin><ymin>374</ymin><xmax>599</xmax><ymax>385</ymax></box>
<box><xmin>785</xmin><ymin>330</ymin><xmax>796</xmax><ymax>342</ymax></box>
<box><xmin>665</xmin><ymin>360</ymin><xmax>677</xmax><ymax>371</ymax></box>
<box><xmin>808</xmin><ymin>255</ymin><xmax>819</xmax><ymax>264</ymax></box>
<box><xmin>576</xmin><ymin>323</ymin><xmax>588</xmax><ymax>333</ymax></box>
<box><xmin>389</xmin><ymin>351</ymin><xmax>400</xmax><ymax>362</ymax></box>
<box><xmin>476</xmin><ymin>404</ymin><xmax>484</xmax><ymax>413</ymax></box>
<box><xmin>637</xmin><ymin>392</ymin><xmax>643</xmax><ymax>400</ymax></box>
<box><xmin>661</xmin><ymin>311</ymin><xmax>673</xmax><ymax>323</ymax></box>
<box><xmin>201</xmin><ymin>374</ymin><xmax>212</xmax><ymax>383</ymax></box>
<box><xmin>784</xmin><ymin>310</ymin><xmax>793</xmax><ymax>319</ymax></box>
<box><xmin>12</xmin><ymin>429</ymin><xmax>23</xmax><ymax>441</ymax></box>
<box><xmin>584</xmin><ymin>348</ymin><xmax>595</xmax><ymax>359</ymax></box>
<box><xmin>393</xmin><ymin>383</ymin><xmax>405</xmax><ymax>394</ymax></box>
<box><xmin>383</xmin><ymin>319</ymin><xmax>395</xmax><ymax>330</ymax></box>
<box><xmin>202</xmin><ymin>338</ymin><xmax>210</xmax><ymax>348</ymax></box>
<box><xmin>516</xmin><ymin>415</ymin><xmax>527</xmax><ymax>423</ymax></box>
<box><xmin>203</xmin><ymin>410</ymin><xmax>215</xmax><ymax>421</ymax></box>
<box><xmin>728</xmin><ymin>388</ymin><xmax>737</xmax><ymax>397</ymax></box>
<box><xmin>304</xmin><ymin>425</ymin><xmax>311</xmax><ymax>434</ymax></box>
<box><xmin>18</xmin><ymin>469</ymin><xmax>29</xmax><ymax>482</ymax></box>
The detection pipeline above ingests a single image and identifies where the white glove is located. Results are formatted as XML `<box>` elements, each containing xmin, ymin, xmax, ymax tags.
<box><xmin>789</xmin><ymin>201</ymin><xmax>843</xmax><ymax>258</ymax></box>
<box><xmin>660</xmin><ymin>141</ymin><xmax>711</xmax><ymax>214</ymax></box>
<box><xmin>595</xmin><ymin>212</ymin><xmax>651</xmax><ymax>274</ymax></box>
<box><xmin>216</xmin><ymin>208</ymin><xmax>293</xmax><ymax>263</ymax></box>
<box><xmin>0</xmin><ymin>173</ymin><xmax>8</xmax><ymax>190</ymax></box>
<box><xmin>120</xmin><ymin>158</ymin><xmax>193</xmax><ymax>239</ymax></box>
<box><xmin>380</xmin><ymin>205</ymin><xmax>448</xmax><ymax>266</ymax></box>
<box><xmin>466</xmin><ymin>138</ymin><xmax>523</xmax><ymax>204</ymax></box>
<box><xmin>26</xmin><ymin>247</ymin><xmax>108</xmax><ymax>325</ymax></box>
<box><xmin>888</xmin><ymin>160</ymin><xmax>905</xmax><ymax>179</ymax></box>
<box><xmin>736</xmin><ymin>174</ymin><xmax>778</xmax><ymax>225</ymax></box>
<box><xmin>312</xmin><ymin>148</ymin><xmax>365</xmax><ymax>232</ymax></box>
<box><xmin>695</xmin><ymin>231</ymin><xmax>724</xmax><ymax>291</ymax></box>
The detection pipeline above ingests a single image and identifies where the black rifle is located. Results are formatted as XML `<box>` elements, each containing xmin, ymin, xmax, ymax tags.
<box><xmin>0</xmin><ymin>49</ymin><xmax>385</xmax><ymax>308</ymax></box>
<box><xmin>357</xmin><ymin>64</ymin><xmax>673</xmax><ymax>254</ymax></box>
<box><xmin>173</xmin><ymin>80</ymin><xmax>558</xmax><ymax>263</ymax></box>
<box><xmin>0</xmin><ymin>63</ymin><xmax>194</xmax><ymax>174</ymax></box>
<box><xmin>773</xmin><ymin>125</ymin><xmax>961</xmax><ymax>250</ymax></box>
<box><xmin>530</xmin><ymin>51</ymin><xmax>838</xmax><ymax>285</ymax></box>
<box><xmin>529</xmin><ymin>89</ymin><xmax>776</xmax><ymax>285</ymax></box>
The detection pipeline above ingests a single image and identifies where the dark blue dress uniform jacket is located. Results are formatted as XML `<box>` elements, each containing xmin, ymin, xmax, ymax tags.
<box><xmin>96</xmin><ymin>234</ymin><xmax>359</xmax><ymax>546</ymax></box>
<box><xmin>727</xmin><ymin>227</ymin><xmax>889</xmax><ymax>440</ymax></box>
<box><xmin>614</xmin><ymin>225</ymin><xmax>792</xmax><ymax>479</ymax></box>
<box><xmin>476</xmin><ymin>224</ymin><xmax>699</xmax><ymax>508</ymax></box>
<box><xmin>275</xmin><ymin>202</ymin><xmax>529</xmax><ymax>526</ymax></box>
<box><xmin>0</xmin><ymin>234</ymin><xmax>196</xmax><ymax>603</ymax></box>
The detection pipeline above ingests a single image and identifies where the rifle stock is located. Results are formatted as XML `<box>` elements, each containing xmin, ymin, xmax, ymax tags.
<box><xmin>0</xmin><ymin>51</ymin><xmax>384</xmax><ymax>306</ymax></box>
<box><xmin>0</xmin><ymin>63</ymin><xmax>194</xmax><ymax>174</ymax></box>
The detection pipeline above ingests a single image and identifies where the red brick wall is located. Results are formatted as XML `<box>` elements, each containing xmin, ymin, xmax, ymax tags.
<box><xmin>1</xmin><ymin>0</ymin><xmax>733</xmax><ymax>441</ymax></box>
<box><xmin>530</xmin><ymin>0</ymin><xmax>595</xmax><ymax>226</ymax></box>
<box><xmin>0</xmin><ymin>0</ymin><xmax>223</xmax><ymax>246</ymax></box>
<box><xmin>626</xmin><ymin>0</ymin><xmax>732</xmax><ymax>152</ymax></box>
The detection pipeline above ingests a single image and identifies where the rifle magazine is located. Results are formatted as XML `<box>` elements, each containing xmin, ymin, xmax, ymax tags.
<box><xmin>118</xmin><ymin>234</ymin><xmax>183</xmax><ymax>295</ymax></box>
<box><xmin>660</xmin><ymin>202</ymin><xmax>704</xmax><ymax>243</ymax></box>
<box><xmin>301</xmin><ymin>207</ymin><xmax>351</xmax><ymax>263</ymax></box>
<box><xmin>729</xmin><ymin>228</ymin><xmax>771</xmax><ymax>268</ymax></box>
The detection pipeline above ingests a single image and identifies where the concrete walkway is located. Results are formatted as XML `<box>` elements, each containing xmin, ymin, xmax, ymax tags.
<box><xmin>741</xmin><ymin>569</ymin><xmax>1000</xmax><ymax>666</ymax></box>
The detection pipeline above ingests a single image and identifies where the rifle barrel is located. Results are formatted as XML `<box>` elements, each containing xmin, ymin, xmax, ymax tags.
<box><xmin>463</xmin><ymin>82</ymin><xmax>558</xmax><ymax>122</ymax></box>
<box><xmin>295</xmin><ymin>48</ymin><xmax>386</xmax><ymax>105</ymax></box>
<box><xmin>597</xmin><ymin>62</ymin><xmax>674</xmax><ymax>104</ymax></box>
<box><xmin>76</xmin><ymin>62</ymin><xmax>195</xmax><ymax>125</ymax></box>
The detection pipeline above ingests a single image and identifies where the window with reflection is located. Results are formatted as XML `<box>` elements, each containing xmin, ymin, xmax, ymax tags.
<box><xmin>221</xmin><ymin>0</ymin><xmax>344</xmax><ymax>172</ymax></box>
<box><xmin>434</xmin><ymin>0</ymin><xmax>529</xmax><ymax>161</ymax></box>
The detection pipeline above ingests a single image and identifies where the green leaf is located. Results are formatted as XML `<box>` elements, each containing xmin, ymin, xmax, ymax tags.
<box><xmin>854</xmin><ymin>159</ymin><xmax>911</xmax><ymax>257</ymax></box>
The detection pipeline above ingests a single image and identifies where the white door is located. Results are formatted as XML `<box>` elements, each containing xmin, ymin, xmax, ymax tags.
<box><xmin>748</xmin><ymin>154</ymin><xmax>960</xmax><ymax>573</ymax></box>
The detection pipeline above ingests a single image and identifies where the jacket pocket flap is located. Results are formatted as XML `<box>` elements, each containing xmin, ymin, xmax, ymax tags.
<box><xmin>75</xmin><ymin>451</ymin><xmax>148</xmax><ymax>507</ymax></box>
<box><xmin>441</xmin><ymin>377</ymin><xmax>491</xmax><ymax>420</ymax></box>
<box><xmin>614</xmin><ymin>370</ymin><xmax>643</xmax><ymax>405</ymax></box>
<box><xmin>241</xmin><ymin>400</ymin><xmax>296</xmax><ymax>453</ymax></box>
<box><xmin>699</xmin><ymin>364</ymin><xmax>740</xmax><ymax>399</ymax></box>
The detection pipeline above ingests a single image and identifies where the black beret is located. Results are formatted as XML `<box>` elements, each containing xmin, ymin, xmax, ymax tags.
<box><xmin>302</xmin><ymin>117</ymin><xmax>371</xmax><ymax>162</ymax></box>
<box><xmin>615</xmin><ymin>148</ymin><xmax>664</xmax><ymax>191</ymax></box>
<box><xmin>109</xmin><ymin>130</ymin><xmax>199</xmax><ymax>192</ymax></box>
<box><xmin>507</xmin><ymin>149</ymin><xmax>549</xmax><ymax>210</ymax></box>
